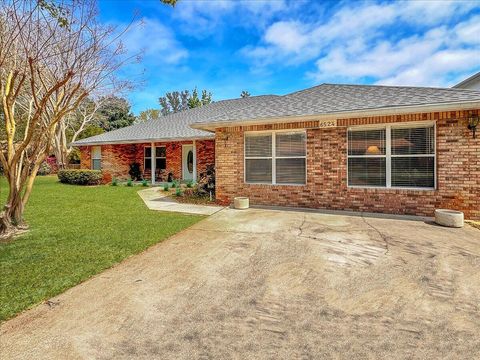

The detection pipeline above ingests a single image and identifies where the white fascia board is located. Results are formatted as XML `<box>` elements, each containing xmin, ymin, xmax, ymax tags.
<box><xmin>70</xmin><ymin>136</ymin><xmax>215</xmax><ymax>147</ymax></box>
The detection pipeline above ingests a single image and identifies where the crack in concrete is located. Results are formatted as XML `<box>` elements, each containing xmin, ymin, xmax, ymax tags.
<box><xmin>297</xmin><ymin>213</ymin><xmax>307</xmax><ymax>237</ymax></box>
<box><xmin>361</xmin><ymin>216</ymin><xmax>390</xmax><ymax>255</ymax></box>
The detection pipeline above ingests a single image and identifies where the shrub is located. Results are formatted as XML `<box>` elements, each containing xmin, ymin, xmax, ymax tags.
<box><xmin>163</xmin><ymin>184</ymin><xmax>169</xmax><ymax>192</ymax></box>
<box><xmin>111</xmin><ymin>178</ymin><xmax>118</xmax><ymax>186</ymax></box>
<box><xmin>197</xmin><ymin>164</ymin><xmax>215</xmax><ymax>196</ymax></box>
<box><xmin>175</xmin><ymin>188</ymin><xmax>183</xmax><ymax>197</ymax></box>
<box><xmin>46</xmin><ymin>156</ymin><xmax>58</xmax><ymax>174</ymax></box>
<box><xmin>183</xmin><ymin>188</ymin><xmax>195</xmax><ymax>197</ymax></box>
<box><xmin>68</xmin><ymin>148</ymin><xmax>81</xmax><ymax>164</ymax></box>
<box><xmin>58</xmin><ymin>169</ymin><xmax>102</xmax><ymax>185</ymax></box>
<box><xmin>171</xmin><ymin>181</ymin><xmax>177</xmax><ymax>188</ymax></box>
<box><xmin>38</xmin><ymin>161</ymin><xmax>52</xmax><ymax>176</ymax></box>
<box><xmin>129</xmin><ymin>162</ymin><xmax>142</xmax><ymax>181</ymax></box>
<box><xmin>142</xmin><ymin>179</ymin><xmax>149</xmax><ymax>187</ymax></box>
<box><xmin>127</xmin><ymin>179</ymin><xmax>133</xmax><ymax>187</ymax></box>
<box><xmin>186</xmin><ymin>180</ymin><xmax>194</xmax><ymax>188</ymax></box>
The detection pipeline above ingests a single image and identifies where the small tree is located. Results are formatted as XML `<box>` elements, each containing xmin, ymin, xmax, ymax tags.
<box><xmin>159</xmin><ymin>88</ymin><xmax>213</xmax><ymax>115</ymax></box>
<box><xmin>0</xmin><ymin>0</ymin><xmax>135</xmax><ymax>235</ymax></box>
<box><xmin>53</xmin><ymin>97</ymin><xmax>103</xmax><ymax>169</ymax></box>
<box><xmin>137</xmin><ymin>109</ymin><xmax>160</xmax><ymax>122</ymax></box>
<box><xmin>97</xmin><ymin>96</ymin><xmax>136</xmax><ymax>131</ymax></box>
<box><xmin>240</xmin><ymin>90</ymin><xmax>251</xmax><ymax>98</ymax></box>
<box><xmin>159</xmin><ymin>90</ymin><xmax>189</xmax><ymax>115</ymax></box>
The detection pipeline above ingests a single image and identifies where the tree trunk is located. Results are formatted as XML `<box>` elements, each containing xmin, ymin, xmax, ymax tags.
<box><xmin>54</xmin><ymin>122</ymin><xmax>68</xmax><ymax>170</ymax></box>
<box><xmin>0</xmin><ymin>188</ymin><xmax>25</xmax><ymax>237</ymax></box>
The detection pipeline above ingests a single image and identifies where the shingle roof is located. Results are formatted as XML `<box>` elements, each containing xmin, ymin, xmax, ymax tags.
<box><xmin>72</xmin><ymin>95</ymin><xmax>278</xmax><ymax>145</ymax></box>
<box><xmin>193</xmin><ymin>84</ymin><xmax>480</xmax><ymax>126</ymax></box>
<box><xmin>453</xmin><ymin>71</ymin><xmax>480</xmax><ymax>89</ymax></box>
<box><xmin>73</xmin><ymin>84</ymin><xmax>480</xmax><ymax>145</ymax></box>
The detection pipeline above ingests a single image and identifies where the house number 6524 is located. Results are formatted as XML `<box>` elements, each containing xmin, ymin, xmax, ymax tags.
<box><xmin>318</xmin><ymin>120</ymin><xmax>337</xmax><ymax>128</ymax></box>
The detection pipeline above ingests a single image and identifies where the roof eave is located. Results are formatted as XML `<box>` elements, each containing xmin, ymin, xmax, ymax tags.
<box><xmin>453</xmin><ymin>72</ymin><xmax>480</xmax><ymax>88</ymax></box>
<box><xmin>190</xmin><ymin>100</ymin><xmax>480</xmax><ymax>131</ymax></box>
<box><xmin>71</xmin><ymin>135</ymin><xmax>215</xmax><ymax>147</ymax></box>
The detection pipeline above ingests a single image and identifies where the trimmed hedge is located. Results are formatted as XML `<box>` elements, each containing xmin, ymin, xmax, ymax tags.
<box><xmin>57</xmin><ymin>169</ymin><xmax>103</xmax><ymax>185</ymax></box>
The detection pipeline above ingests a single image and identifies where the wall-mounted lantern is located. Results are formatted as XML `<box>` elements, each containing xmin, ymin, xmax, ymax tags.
<box><xmin>467</xmin><ymin>111</ymin><xmax>479</xmax><ymax>139</ymax></box>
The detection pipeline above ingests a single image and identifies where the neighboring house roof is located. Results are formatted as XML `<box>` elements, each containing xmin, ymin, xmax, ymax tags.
<box><xmin>192</xmin><ymin>84</ymin><xmax>480</xmax><ymax>130</ymax></box>
<box><xmin>453</xmin><ymin>71</ymin><xmax>480</xmax><ymax>90</ymax></box>
<box><xmin>74</xmin><ymin>84</ymin><xmax>480</xmax><ymax>145</ymax></box>
<box><xmin>72</xmin><ymin>95</ymin><xmax>278</xmax><ymax>145</ymax></box>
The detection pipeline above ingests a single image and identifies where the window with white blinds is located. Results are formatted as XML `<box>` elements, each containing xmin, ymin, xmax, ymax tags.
<box><xmin>245</xmin><ymin>134</ymin><xmax>272</xmax><ymax>183</ymax></box>
<box><xmin>245</xmin><ymin>131</ymin><xmax>306</xmax><ymax>185</ymax></box>
<box><xmin>91</xmin><ymin>146</ymin><xmax>102</xmax><ymax>170</ymax></box>
<box><xmin>347</xmin><ymin>123</ymin><xmax>435</xmax><ymax>189</ymax></box>
<box><xmin>348</xmin><ymin>129</ymin><xmax>386</xmax><ymax>187</ymax></box>
<box><xmin>391</xmin><ymin>127</ymin><xmax>435</xmax><ymax>188</ymax></box>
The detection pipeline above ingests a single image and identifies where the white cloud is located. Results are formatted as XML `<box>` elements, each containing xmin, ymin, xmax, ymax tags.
<box><xmin>454</xmin><ymin>15</ymin><xmax>480</xmax><ymax>45</ymax></box>
<box><xmin>397</xmin><ymin>0</ymin><xmax>479</xmax><ymax>25</ymax></box>
<box><xmin>171</xmin><ymin>0</ymin><xmax>289</xmax><ymax>38</ymax></box>
<box><xmin>264</xmin><ymin>21</ymin><xmax>308</xmax><ymax>53</ymax></box>
<box><xmin>243</xmin><ymin>0</ymin><xmax>480</xmax><ymax>86</ymax></box>
<box><xmin>379</xmin><ymin>48</ymin><xmax>480</xmax><ymax>86</ymax></box>
<box><xmin>122</xmin><ymin>18</ymin><xmax>188</xmax><ymax>64</ymax></box>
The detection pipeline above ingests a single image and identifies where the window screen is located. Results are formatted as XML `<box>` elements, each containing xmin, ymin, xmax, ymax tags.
<box><xmin>91</xmin><ymin>146</ymin><xmax>101</xmax><ymax>170</ymax></box>
<box><xmin>348</xmin><ymin>129</ymin><xmax>386</xmax><ymax>156</ymax></box>
<box><xmin>347</xmin><ymin>124</ymin><xmax>435</xmax><ymax>189</ymax></box>
<box><xmin>347</xmin><ymin>129</ymin><xmax>386</xmax><ymax>186</ymax></box>
<box><xmin>275</xmin><ymin>132</ymin><xmax>306</xmax><ymax>184</ymax></box>
<box><xmin>245</xmin><ymin>159</ymin><xmax>272</xmax><ymax>183</ymax></box>
<box><xmin>244</xmin><ymin>132</ymin><xmax>306</xmax><ymax>185</ymax></box>
<box><xmin>245</xmin><ymin>134</ymin><xmax>272</xmax><ymax>157</ymax></box>
<box><xmin>391</xmin><ymin>126</ymin><xmax>435</xmax><ymax>187</ymax></box>
<box><xmin>245</xmin><ymin>134</ymin><xmax>272</xmax><ymax>183</ymax></box>
<box><xmin>348</xmin><ymin>158</ymin><xmax>386</xmax><ymax>187</ymax></box>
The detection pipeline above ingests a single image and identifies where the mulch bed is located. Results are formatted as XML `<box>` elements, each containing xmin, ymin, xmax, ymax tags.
<box><xmin>170</xmin><ymin>195</ymin><xmax>217</xmax><ymax>206</ymax></box>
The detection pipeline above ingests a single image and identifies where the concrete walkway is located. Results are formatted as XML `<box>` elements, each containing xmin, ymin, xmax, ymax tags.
<box><xmin>138</xmin><ymin>188</ymin><xmax>224</xmax><ymax>215</ymax></box>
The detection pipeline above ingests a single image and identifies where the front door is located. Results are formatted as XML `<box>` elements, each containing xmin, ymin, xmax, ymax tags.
<box><xmin>182</xmin><ymin>145</ymin><xmax>194</xmax><ymax>181</ymax></box>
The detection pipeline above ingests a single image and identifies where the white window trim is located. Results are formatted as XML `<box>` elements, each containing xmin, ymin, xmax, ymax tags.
<box><xmin>91</xmin><ymin>146</ymin><xmax>102</xmax><ymax>170</ymax></box>
<box><xmin>347</xmin><ymin>120</ymin><xmax>436</xmax><ymax>190</ymax></box>
<box><xmin>244</xmin><ymin>129</ymin><xmax>307</xmax><ymax>186</ymax></box>
<box><xmin>144</xmin><ymin>146</ymin><xmax>166</xmax><ymax>171</ymax></box>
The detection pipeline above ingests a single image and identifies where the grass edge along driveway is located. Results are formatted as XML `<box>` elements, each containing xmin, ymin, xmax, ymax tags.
<box><xmin>0</xmin><ymin>176</ymin><xmax>204</xmax><ymax>321</ymax></box>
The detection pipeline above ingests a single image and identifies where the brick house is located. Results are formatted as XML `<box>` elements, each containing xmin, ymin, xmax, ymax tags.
<box><xmin>74</xmin><ymin>96</ymin><xmax>274</xmax><ymax>184</ymax></box>
<box><xmin>73</xmin><ymin>84</ymin><xmax>480</xmax><ymax>219</ymax></box>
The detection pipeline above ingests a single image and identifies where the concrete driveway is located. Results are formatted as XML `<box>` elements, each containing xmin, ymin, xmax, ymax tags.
<box><xmin>1</xmin><ymin>207</ymin><xmax>480</xmax><ymax>359</ymax></box>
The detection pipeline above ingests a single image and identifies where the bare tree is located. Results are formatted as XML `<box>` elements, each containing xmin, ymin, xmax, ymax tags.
<box><xmin>0</xmin><ymin>0</ymin><xmax>135</xmax><ymax>236</ymax></box>
<box><xmin>53</xmin><ymin>97</ymin><xmax>103</xmax><ymax>169</ymax></box>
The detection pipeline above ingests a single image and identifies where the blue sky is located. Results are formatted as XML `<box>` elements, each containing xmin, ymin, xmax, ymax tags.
<box><xmin>98</xmin><ymin>0</ymin><xmax>480</xmax><ymax>114</ymax></box>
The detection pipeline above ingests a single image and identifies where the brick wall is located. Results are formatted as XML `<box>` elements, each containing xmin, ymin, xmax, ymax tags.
<box><xmin>196</xmin><ymin>140</ymin><xmax>215</xmax><ymax>178</ymax></box>
<box><xmin>79</xmin><ymin>146</ymin><xmax>91</xmax><ymax>170</ymax></box>
<box><xmin>79</xmin><ymin>139</ymin><xmax>215</xmax><ymax>183</ymax></box>
<box><xmin>215</xmin><ymin>109</ymin><xmax>480</xmax><ymax>220</ymax></box>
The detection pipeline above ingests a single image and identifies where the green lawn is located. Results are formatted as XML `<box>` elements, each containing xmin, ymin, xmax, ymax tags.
<box><xmin>0</xmin><ymin>176</ymin><xmax>204</xmax><ymax>321</ymax></box>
